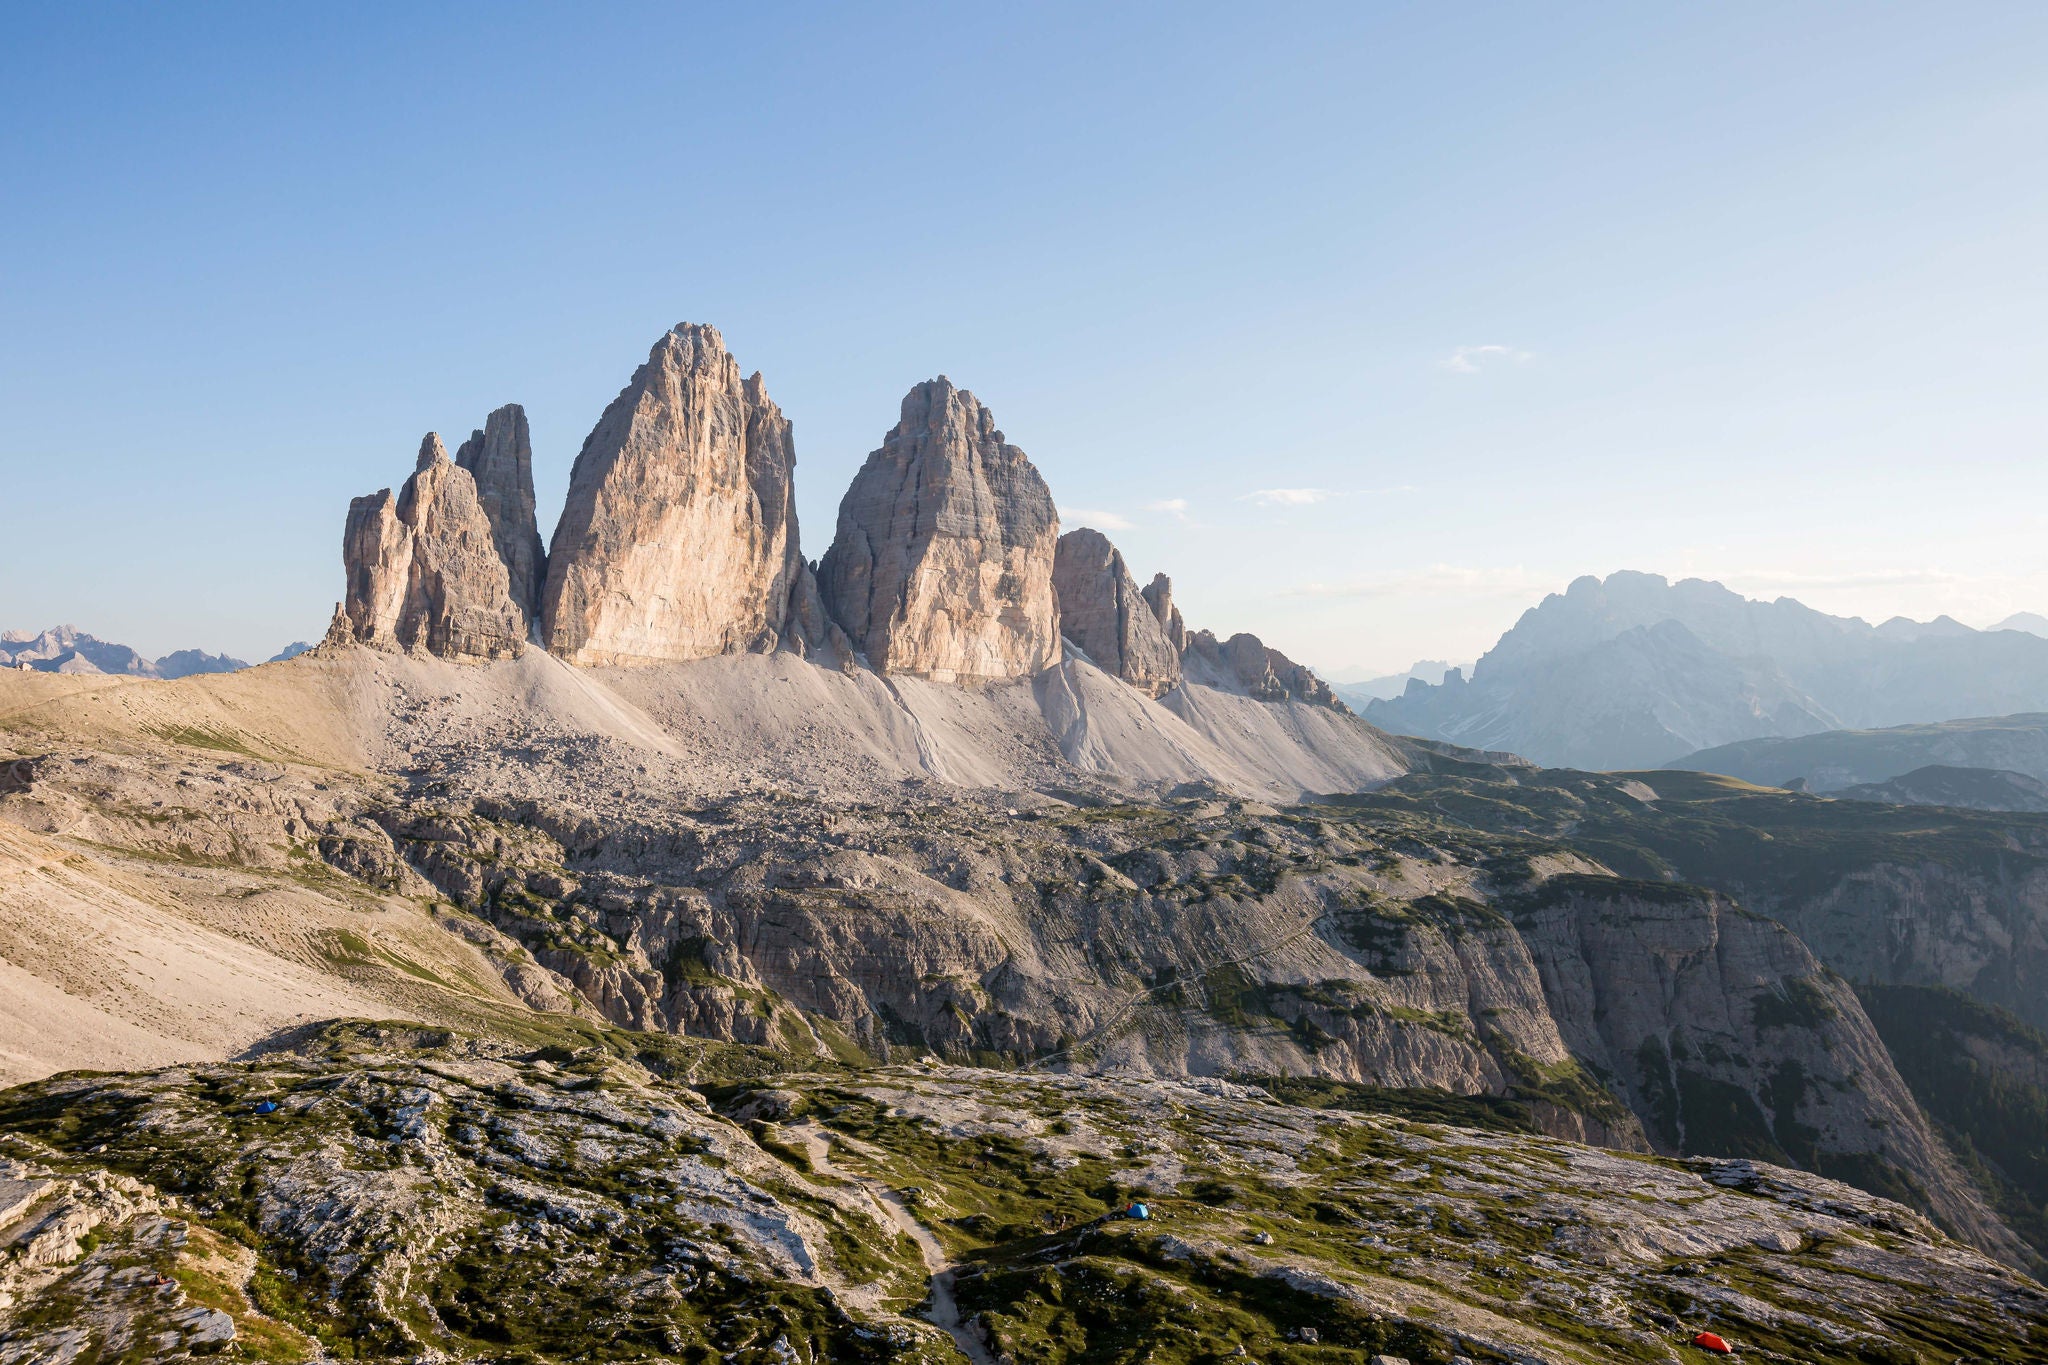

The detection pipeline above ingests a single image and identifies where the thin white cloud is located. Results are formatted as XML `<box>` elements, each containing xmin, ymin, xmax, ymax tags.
<box><xmin>1238</xmin><ymin>486</ymin><xmax>1417</xmax><ymax>508</ymax></box>
<box><xmin>1710</xmin><ymin>568</ymin><xmax>1976</xmax><ymax>592</ymax></box>
<box><xmin>1443</xmin><ymin>343</ymin><xmax>1533</xmax><ymax>374</ymax></box>
<box><xmin>1242</xmin><ymin>488</ymin><xmax>1334</xmax><ymax>507</ymax></box>
<box><xmin>1062</xmin><ymin>507</ymin><xmax>1135</xmax><ymax>531</ymax></box>
<box><xmin>1145</xmin><ymin>497</ymin><xmax>1191</xmax><ymax>522</ymax></box>
<box><xmin>1283</xmin><ymin>564</ymin><xmax>1555</xmax><ymax>601</ymax></box>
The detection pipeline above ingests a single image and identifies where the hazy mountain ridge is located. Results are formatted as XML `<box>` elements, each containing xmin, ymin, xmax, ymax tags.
<box><xmin>1672</xmin><ymin>712</ymin><xmax>2048</xmax><ymax>796</ymax></box>
<box><xmin>1366</xmin><ymin>570</ymin><xmax>2048</xmax><ymax>769</ymax></box>
<box><xmin>1831</xmin><ymin>765</ymin><xmax>2048</xmax><ymax>813</ymax></box>
<box><xmin>1327</xmin><ymin>659</ymin><xmax>1459</xmax><ymax>709</ymax></box>
<box><xmin>1</xmin><ymin>625</ymin><xmax>311</xmax><ymax>678</ymax></box>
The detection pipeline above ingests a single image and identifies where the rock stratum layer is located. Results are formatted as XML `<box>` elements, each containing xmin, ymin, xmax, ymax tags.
<box><xmin>1052</xmin><ymin>528</ymin><xmax>1182</xmax><ymax>696</ymax></box>
<box><xmin>539</xmin><ymin>324</ymin><xmax>808</xmax><ymax>666</ymax></box>
<box><xmin>818</xmin><ymin>379</ymin><xmax>1060</xmax><ymax>682</ymax></box>
<box><xmin>334</xmin><ymin>433</ymin><xmax>531</xmax><ymax>661</ymax></box>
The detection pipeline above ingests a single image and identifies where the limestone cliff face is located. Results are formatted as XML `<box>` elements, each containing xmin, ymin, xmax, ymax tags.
<box><xmin>817</xmin><ymin>379</ymin><xmax>1060</xmax><ymax>682</ymax></box>
<box><xmin>335</xmin><ymin>434</ymin><xmax>529</xmax><ymax>660</ymax></box>
<box><xmin>1511</xmin><ymin>877</ymin><xmax>2021</xmax><ymax>1261</ymax></box>
<box><xmin>454</xmin><ymin>404</ymin><xmax>546</xmax><ymax>632</ymax></box>
<box><xmin>1665</xmin><ymin>849</ymin><xmax>2048</xmax><ymax>1035</ymax></box>
<box><xmin>540</xmin><ymin>324</ymin><xmax>807</xmax><ymax>667</ymax></box>
<box><xmin>1052</xmin><ymin>529</ymin><xmax>1181</xmax><ymax>696</ymax></box>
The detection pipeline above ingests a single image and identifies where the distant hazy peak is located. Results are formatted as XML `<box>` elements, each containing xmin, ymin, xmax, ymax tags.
<box><xmin>1993</xmin><ymin>611</ymin><xmax>2048</xmax><ymax>639</ymax></box>
<box><xmin>155</xmin><ymin>648</ymin><xmax>251</xmax><ymax>679</ymax></box>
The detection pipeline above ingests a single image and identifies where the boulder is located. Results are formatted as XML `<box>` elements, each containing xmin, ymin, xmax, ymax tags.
<box><xmin>1052</xmin><ymin>529</ymin><xmax>1180</xmax><ymax>696</ymax></box>
<box><xmin>454</xmin><ymin>403</ymin><xmax>546</xmax><ymax>632</ymax></box>
<box><xmin>818</xmin><ymin>378</ymin><xmax>1059</xmax><ymax>681</ymax></box>
<box><xmin>540</xmin><ymin>324</ymin><xmax>808</xmax><ymax>666</ymax></box>
<box><xmin>336</xmin><ymin>433</ymin><xmax>529</xmax><ymax>661</ymax></box>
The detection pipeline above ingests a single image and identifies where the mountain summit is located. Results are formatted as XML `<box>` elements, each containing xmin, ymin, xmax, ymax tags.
<box><xmin>539</xmin><ymin>324</ymin><xmax>812</xmax><ymax>665</ymax></box>
<box><xmin>819</xmin><ymin>378</ymin><xmax>1062</xmax><ymax>682</ymax></box>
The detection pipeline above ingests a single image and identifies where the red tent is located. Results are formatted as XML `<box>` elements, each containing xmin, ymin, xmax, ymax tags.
<box><xmin>1692</xmin><ymin>1331</ymin><xmax>1732</xmax><ymax>1354</ymax></box>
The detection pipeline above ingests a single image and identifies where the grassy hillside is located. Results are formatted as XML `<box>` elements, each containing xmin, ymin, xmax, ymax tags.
<box><xmin>1670</xmin><ymin>713</ymin><xmax>2048</xmax><ymax>791</ymax></box>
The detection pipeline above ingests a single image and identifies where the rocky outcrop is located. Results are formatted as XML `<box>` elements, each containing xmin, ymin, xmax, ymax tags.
<box><xmin>454</xmin><ymin>404</ymin><xmax>545</xmax><ymax>632</ymax></box>
<box><xmin>1052</xmin><ymin>529</ymin><xmax>1180</xmax><ymax>696</ymax></box>
<box><xmin>1180</xmin><ymin>628</ymin><xmax>1347</xmax><ymax>710</ymax></box>
<box><xmin>1141</xmin><ymin>573</ymin><xmax>1188</xmax><ymax>651</ymax></box>
<box><xmin>1128</xmin><ymin>573</ymin><xmax>1343</xmax><ymax>709</ymax></box>
<box><xmin>539</xmin><ymin>324</ymin><xmax>809</xmax><ymax>667</ymax></box>
<box><xmin>335</xmin><ymin>434</ymin><xmax>529</xmax><ymax>661</ymax></box>
<box><xmin>16</xmin><ymin>1044</ymin><xmax>2042</xmax><ymax>1365</ymax></box>
<box><xmin>817</xmin><ymin>379</ymin><xmax>1060</xmax><ymax>681</ymax></box>
<box><xmin>1512</xmin><ymin>875</ymin><xmax>2020</xmax><ymax>1261</ymax></box>
<box><xmin>316</xmin><ymin>771</ymin><xmax>2015</xmax><ymax>1260</ymax></box>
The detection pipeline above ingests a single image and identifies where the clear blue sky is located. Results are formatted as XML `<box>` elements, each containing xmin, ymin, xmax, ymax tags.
<box><xmin>5</xmin><ymin>4</ymin><xmax>2046</xmax><ymax>674</ymax></box>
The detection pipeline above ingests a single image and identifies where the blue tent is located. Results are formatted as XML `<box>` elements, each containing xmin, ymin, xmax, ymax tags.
<box><xmin>254</xmin><ymin>1100</ymin><xmax>279</xmax><ymax>1114</ymax></box>
<box><xmin>1127</xmin><ymin>1202</ymin><xmax>1150</xmax><ymax>1221</ymax></box>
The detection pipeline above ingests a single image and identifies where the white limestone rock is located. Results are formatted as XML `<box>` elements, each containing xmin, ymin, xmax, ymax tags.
<box><xmin>540</xmin><ymin>324</ymin><xmax>808</xmax><ymax>666</ymax></box>
<box><xmin>1052</xmin><ymin>528</ymin><xmax>1180</xmax><ymax>697</ymax></box>
<box><xmin>817</xmin><ymin>378</ymin><xmax>1059</xmax><ymax>682</ymax></box>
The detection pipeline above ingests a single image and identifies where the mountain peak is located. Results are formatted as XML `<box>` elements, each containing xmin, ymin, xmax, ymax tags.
<box><xmin>537</xmin><ymin>324</ymin><xmax>808</xmax><ymax>667</ymax></box>
<box><xmin>817</xmin><ymin>378</ymin><xmax>1059</xmax><ymax>681</ymax></box>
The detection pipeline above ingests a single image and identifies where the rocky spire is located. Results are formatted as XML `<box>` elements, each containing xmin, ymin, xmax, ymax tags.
<box><xmin>337</xmin><ymin>430</ymin><xmax>529</xmax><ymax>661</ymax></box>
<box><xmin>817</xmin><ymin>378</ymin><xmax>1060</xmax><ymax>682</ymax></box>
<box><xmin>1052</xmin><ymin>528</ymin><xmax>1181</xmax><ymax>697</ymax></box>
<box><xmin>1140</xmin><ymin>572</ymin><xmax>1187</xmax><ymax>651</ymax></box>
<box><xmin>454</xmin><ymin>404</ymin><xmax>546</xmax><ymax>633</ymax></box>
<box><xmin>539</xmin><ymin>324</ymin><xmax>808</xmax><ymax>666</ymax></box>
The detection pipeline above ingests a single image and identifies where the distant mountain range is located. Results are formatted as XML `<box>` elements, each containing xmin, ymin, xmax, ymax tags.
<box><xmin>1</xmin><ymin>625</ymin><xmax>311</xmax><ymax>678</ymax></box>
<box><xmin>1327</xmin><ymin>659</ymin><xmax>1460</xmax><ymax>708</ymax></box>
<box><xmin>1365</xmin><ymin>571</ymin><xmax>2048</xmax><ymax>770</ymax></box>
